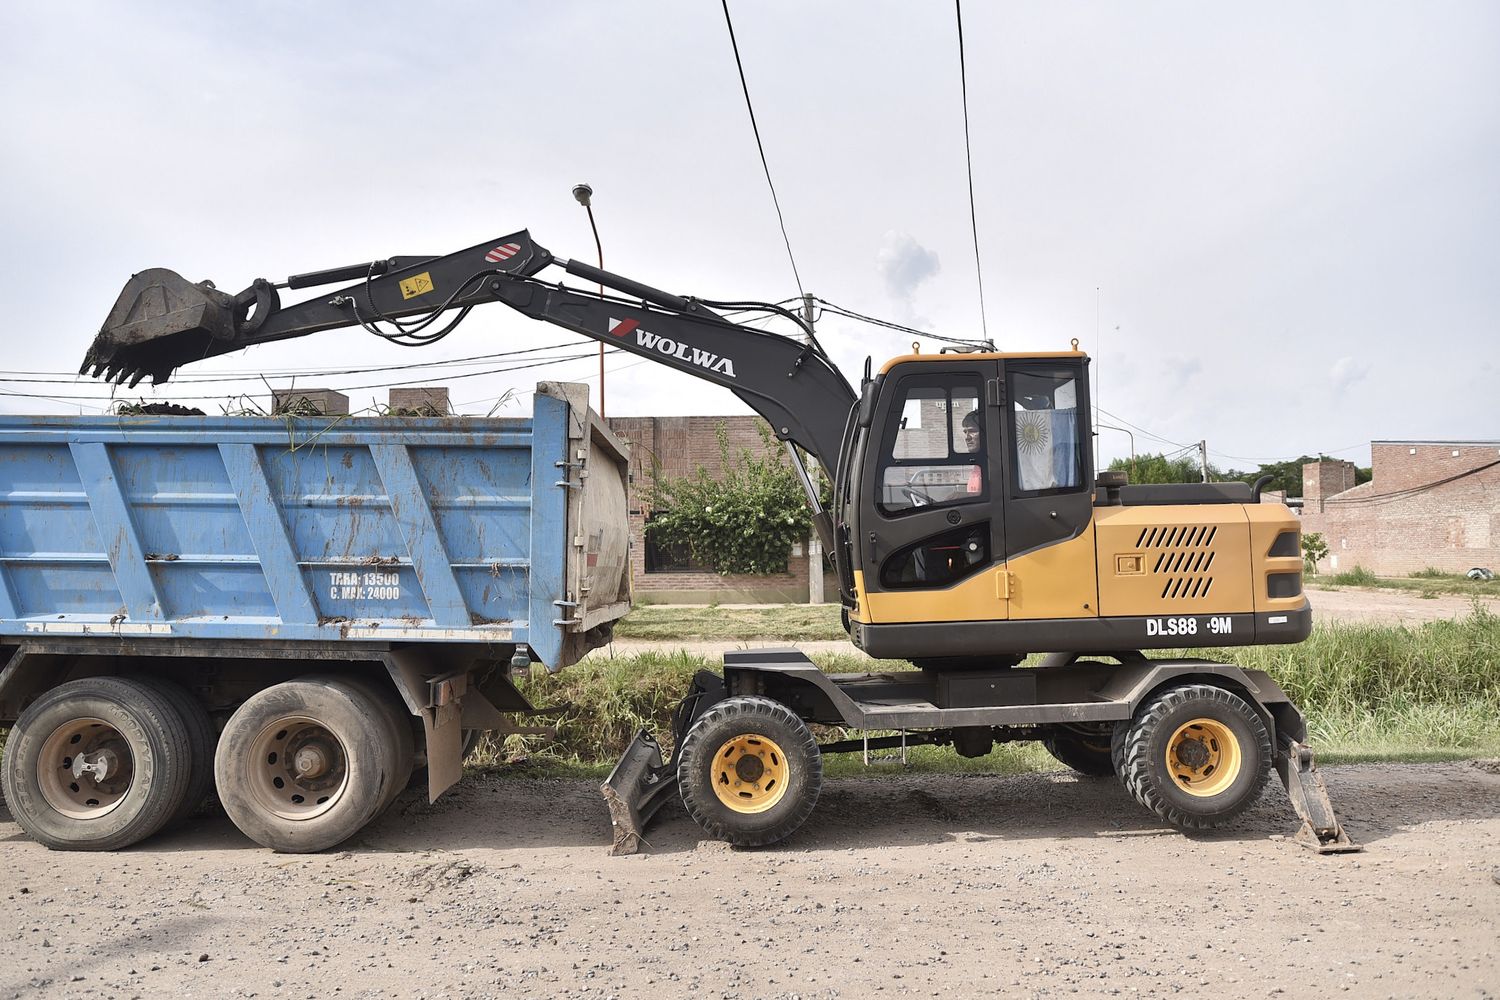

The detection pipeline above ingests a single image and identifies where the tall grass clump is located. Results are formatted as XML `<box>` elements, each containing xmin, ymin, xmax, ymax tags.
<box><xmin>1326</xmin><ymin>565</ymin><xmax>1379</xmax><ymax>587</ymax></box>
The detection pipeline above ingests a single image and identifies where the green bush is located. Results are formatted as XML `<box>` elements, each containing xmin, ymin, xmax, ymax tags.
<box><xmin>644</xmin><ymin>422</ymin><xmax>811</xmax><ymax>575</ymax></box>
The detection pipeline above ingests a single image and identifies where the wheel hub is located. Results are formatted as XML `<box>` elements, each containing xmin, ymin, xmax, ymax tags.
<box><xmin>1165</xmin><ymin>718</ymin><xmax>1242</xmax><ymax>798</ymax></box>
<box><xmin>72</xmin><ymin>748</ymin><xmax>121</xmax><ymax>783</ymax></box>
<box><xmin>711</xmin><ymin>733</ymin><xmax>790</xmax><ymax>815</ymax></box>
<box><xmin>38</xmin><ymin>718</ymin><xmax>134</xmax><ymax>820</ymax></box>
<box><xmin>293</xmin><ymin>743</ymin><xmax>333</xmax><ymax>779</ymax></box>
<box><xmin>247</xmin><ymin>717</ymin><xmax>349</xmax><ymax>821</ymax></box>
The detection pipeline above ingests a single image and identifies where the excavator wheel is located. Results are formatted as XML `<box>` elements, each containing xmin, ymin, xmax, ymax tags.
<box><xmin>1042</xmin><ymin>722</ymin><xmax>1117</xmax><ymax>777</ymax></box>
<box><xmin>1112</xmin><ymin>683</ymin><xmax>1271</xmax><ymax>831</ymax></box>
<box><xmin>676</xmin><ymin>696</ymin><xmax>822</xmax><ymax>848</ymax></box>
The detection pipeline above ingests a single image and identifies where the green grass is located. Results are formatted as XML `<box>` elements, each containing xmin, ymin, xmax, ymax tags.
<box><xmin>613</xmin><ymin>603</ymin><xmax>846</xmax><ymax>642</ymax></box>
<box><xmin>1309</xmin><ymin>565</ymin><xmax>1498</xmax><ymax>597</ymax></box>
<box><xmin>472</xmin><ymin>609</ymin><xmax>1500</xmax><ymax>775</ymax></box>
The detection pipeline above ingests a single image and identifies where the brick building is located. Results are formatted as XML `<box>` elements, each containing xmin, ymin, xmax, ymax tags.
<box><xmin>607</xmin><ymin>415</ymin><xmax>830</xmax><ymax>604</ymax></box>
<box><xmin>1300</xmin><ymin>441</ymin><xmax>1500</xmax><ymax>575</ymax></box>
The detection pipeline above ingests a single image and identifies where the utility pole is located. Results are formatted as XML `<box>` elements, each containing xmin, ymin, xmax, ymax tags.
<box><xmin>802</xmin><ymin>292</ymin><xmax>825</xmax><ymax>605</ymax></box>
<box><xmin>1200</xmin><ymin>440</ymin><xmax>1210</xmax><ymax>483</ymax></box>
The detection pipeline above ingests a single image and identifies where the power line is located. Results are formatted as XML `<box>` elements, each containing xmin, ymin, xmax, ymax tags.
<box><xmin>0</xmin><ymin>351</ymin><xmax>610</xmax><ymax>404</ymax></box>
<box><xmin>0</xmin><ymin>342</ymin><xmax>589</xmax><ymax>384</ymax></box>
<box><xmin>814</xmin><ymin>298</ymin><xmax>991</xmax><ymax>348</ymax></box>
<box><xmin>954</xmin><ymin>0</ymin><xmax>991</xmax><ymax>344</ymax></box>
<box><xmin>720</xmin><ymin>0</ymin><xmax>804</xmax><ymax>298</ymax></box>
<box><xmin>1093</xmin><ymin>407</ymin><xmax>1189</xmax><ymax>451</ymax></box>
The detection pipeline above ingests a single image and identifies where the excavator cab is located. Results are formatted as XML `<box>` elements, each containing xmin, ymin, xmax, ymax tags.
<box><xmin>837</xmin><ymin>350</ymin><xmax>1309</xmax><ymax>662</ymax></box>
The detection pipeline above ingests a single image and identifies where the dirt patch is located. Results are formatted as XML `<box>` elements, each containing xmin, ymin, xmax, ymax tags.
<box><xmin>2</xmin><ymin>761</ymin><xmax>1496</xmax><ymax>998</ymax></box>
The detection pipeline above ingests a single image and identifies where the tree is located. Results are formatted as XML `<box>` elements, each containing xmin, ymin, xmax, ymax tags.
<box><xmin>1301</xmin><ymin>532</ymin><xmax>1328</xmax><ymax>575</ymax></box>
<box><xmin>1107</xmin><ymin>452</ymin><xmax>1216</xmax><ymax>484</ymax></box>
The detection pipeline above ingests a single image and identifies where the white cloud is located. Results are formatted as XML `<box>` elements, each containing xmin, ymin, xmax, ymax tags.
<box><xmin>875</xmin><ymin>231</ymin><xmax>940</xmax><ymax>322</ymax></box>
<box><xmin>1329</xmin><ymin>356</ymin><xmax>1370</xmax><ymax>393</ymax></box>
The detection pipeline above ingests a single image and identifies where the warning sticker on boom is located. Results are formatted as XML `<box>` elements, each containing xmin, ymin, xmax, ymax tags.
<box><xmin>399</xmin><ymin>272</ymin><xmax>435</xmax><ymax>300</ymax></box>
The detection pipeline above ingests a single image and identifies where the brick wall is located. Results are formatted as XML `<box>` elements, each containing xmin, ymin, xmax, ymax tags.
<box><xmin>1299</xmin><ymin>441</ymin><xmax>1500</xmax><ymax>575</ymax></box>
<box><xmin>607</xmin><ymin>415</ymin><xmax>817</xmax><ymax>603</ymax></box>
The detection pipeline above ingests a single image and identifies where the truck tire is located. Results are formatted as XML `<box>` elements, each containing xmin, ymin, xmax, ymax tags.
<box><xmin>1</xmin><ymin>676</ymin><xmax>193</xmax><ymax>851</ymax></box>
<box><xmin>1042</xmin><ymin>723</ymin><xmax>1117</xmax><ymax>777</ymax></box>
<box><xmin>339</xmin><ymin>674</ymin><xmax>415</xmax><ymax>815</ymax></box>
<box><xmin>676</xmin><ymin>696</ymin><xmax>822</xmax><ymax>848</ymax></box>
<box><xmin>214</xmin><ymin>677</ymin><xmax>397</xmax><ymax>853</ymax></box>
<box><xmin>1111</xmin><ymin>683</ymin><xmax>1271</xmax><ymax>831</ymax></box>
<box><xmin>136</xmin><ymin>676</ymin><xmax>218</xmax><ymax>828</ymax></box>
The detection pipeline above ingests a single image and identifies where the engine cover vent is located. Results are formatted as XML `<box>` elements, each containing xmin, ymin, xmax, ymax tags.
<box><xmin>1135</xmin><ymin>524</ymin><xmax>1218</xmax><ymax>600</ymax></box>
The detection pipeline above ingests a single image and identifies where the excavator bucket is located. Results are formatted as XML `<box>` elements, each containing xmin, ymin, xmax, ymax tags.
<box><xmin>80</xmin><ymin>268</ymin><xmax>245</xmax><ymax>386</ymax></box>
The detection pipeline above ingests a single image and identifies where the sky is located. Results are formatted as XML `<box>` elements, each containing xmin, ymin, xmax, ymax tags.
<box><xmin>1</xmin><ymin>1</ymin><xmax>1496</xmax><ymax>471</ymax></box>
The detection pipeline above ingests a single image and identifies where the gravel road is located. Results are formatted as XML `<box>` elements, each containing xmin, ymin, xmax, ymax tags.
<box><xmin>3</xmin><ymin>761</ymin><xmax>1496</xmax><ymax>999</ymax></box>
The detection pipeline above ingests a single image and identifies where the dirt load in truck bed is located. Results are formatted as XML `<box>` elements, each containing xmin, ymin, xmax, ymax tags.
<box><xmin>2</xmin><ymin>760</ymin><xmax>1496</xmax><ymax>998</ymax></box>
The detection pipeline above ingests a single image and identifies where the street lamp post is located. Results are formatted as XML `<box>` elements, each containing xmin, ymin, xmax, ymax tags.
<box><xmin>572</xmin><ymin>183</ymin><xmax>606</xmax><ymax>418</ymax></box>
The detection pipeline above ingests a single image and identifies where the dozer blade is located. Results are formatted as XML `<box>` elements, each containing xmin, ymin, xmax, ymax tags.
<box><xmin>600</xmin><ymin>729</ymin><xmax>677</xmax><ymax>856</ymax></box>
<box><xmin>80</xmin><ymin>268</ymin><xmax>244</xmax><ymax>386</ymax></box>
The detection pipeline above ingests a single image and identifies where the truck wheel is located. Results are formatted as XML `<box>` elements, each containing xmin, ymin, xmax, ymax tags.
<box><xmin>676</xmin><ymin>696</ymin><xmax>822</xmax><ymax>848</ymax></box>
<box><xmin>339</xmin><ymin>674</ymin><xmax>415</xmax><ymax>815</ymax></box>
<box><xmin>214</xmin><ymin>678</ymin><xmax>396</xmax><ymax>853</ymax></box>
<box><xmin>136</xmin><ymin>676</ymin><xmax>218</xmax><ymax>828</ymax></box>
<box><xmin>1</xmin><ymin>677</ymin><xmax>192</xmax><ymax>851</ymax></box>
<box><xmin>1042</xmin><ymin>723</ymin><xmax>1117</xmax><ymax>777</ymax></box>
<box><xmin>1112</xmin><ymin>683</ymin><xmax>1271</xmax><ymax>831</ymax></box>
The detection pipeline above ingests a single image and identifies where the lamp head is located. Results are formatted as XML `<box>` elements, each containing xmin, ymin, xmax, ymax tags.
<box><xmin>572</xmin><ymin>183</ymin><xmax>593</xmax><ymax>207</ymax></box>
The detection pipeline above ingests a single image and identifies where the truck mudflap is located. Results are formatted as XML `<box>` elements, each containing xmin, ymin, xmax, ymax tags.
<box><xmin>599</xmin><ymin>670</ymin><xmax>726</xmax><ymax>856</ymax></box>
<box><xmin>1275</xmin><ymin>738</ymin><xmax>1361</xmax><ymax>854</ymax></box>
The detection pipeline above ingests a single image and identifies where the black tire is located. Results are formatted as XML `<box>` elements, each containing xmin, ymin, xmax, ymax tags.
<box><xmin>214</xmin><ymin>677</ymin><xmax>397</xmax><ymax>853</ymax></box>
<box><xmin>1</xmin><ymin>676</ymin><xmax>192</xmax><ymax>851</ymax></box>
<box><xmin>135</xmin><ymin>676</ymin><xmax>217</xmax><ymax>827</ymax></box>
<box><xmin>1043</xmin><ymin>723</ymin><xmax>1117</xmax><ymax>777</ymax></box>
<box><xmin>339</xmin><ymin>674</ymin><xmax>415</xmax><ymax>815</ymax></box>
<box><xmin>676</xmin><ymin>696</ymin><xmax>822</xmax><ymax>848</ymax></box>
<box><xmin>1111</xmin><ymin>683</ymin><xmax>1271</xmax><ymax>831</ymax></box>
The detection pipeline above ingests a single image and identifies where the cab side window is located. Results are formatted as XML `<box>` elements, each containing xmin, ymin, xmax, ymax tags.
<box><xmin>876</xmin><ymin>376</ymin><xmax>985</xmax><ymax>514</ymax></box>
<box><xmin>1008</xmin><ymin>367</ymin><xmax>1084</xmax><ymax>496</ymax></box>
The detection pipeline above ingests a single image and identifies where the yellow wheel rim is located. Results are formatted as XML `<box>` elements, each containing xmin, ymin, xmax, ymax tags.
<box><xmin>710</xmin><ymin>733</ymin><xmax>790</xmax><ymax>814</ymax></box>
<box><xmin>1165</xmin><ymin>717</ymin><xmax>1241</xmax><ymax>798</ymax></box>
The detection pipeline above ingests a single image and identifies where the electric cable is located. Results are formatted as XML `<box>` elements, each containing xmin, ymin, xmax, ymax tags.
<box><xmin>720</xmin><ymin>0</ymin><xmax>805</xmax><ymax>299</ymax></box>
<box><xmin>814</xmin><ymin>298</ymin><xmax>992</xmax><ymax>348</ymax></box>
<box><xmin>0</xmin><ymin>342</ymin><xmax>598</xmax><ymax>385</ymax></box>
<box><xmin>954</xmin><ymin>0</ymin><xmax>992</xmax><ymax>344</ymax></box>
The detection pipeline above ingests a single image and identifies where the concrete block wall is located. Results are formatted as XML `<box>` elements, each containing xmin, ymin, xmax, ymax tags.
<box><xmin>271</xmin><ymin>388</ymin><xmax>348</xmax><ymax>415</ymax></box>
<box><xmin>1299</xmin><ymin>441</ymin><xmax>1500</xmax><ymax>576</ymax></box>
<box><xmin>388</xmin><ymin>387</ymin><xmax>451</xmax><ymax>415</ymax></box>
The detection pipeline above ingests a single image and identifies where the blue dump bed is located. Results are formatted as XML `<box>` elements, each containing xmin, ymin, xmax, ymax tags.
<box><xmin>0</xmin><ymin>382</ymin><xmax>630</xmax><ymax>670</ymax></box>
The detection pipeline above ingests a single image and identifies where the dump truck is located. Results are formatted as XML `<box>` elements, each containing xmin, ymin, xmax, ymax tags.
<box><xmin>0</xmin><ymin>383</ymin><xmax>630</xmax><ymax>852</ymax></box>
<box><xmin>29</xmin><ymin>227</ymin><xmax>1356</xmax><ymax>856</ymax></box>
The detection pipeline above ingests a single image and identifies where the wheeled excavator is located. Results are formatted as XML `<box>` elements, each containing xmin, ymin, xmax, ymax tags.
<box><xmin>82</xmin><ymin>230</ymin><xmax>1356</xmax><ymax>855</ymax></box>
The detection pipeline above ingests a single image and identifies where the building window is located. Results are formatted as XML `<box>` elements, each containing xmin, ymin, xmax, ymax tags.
<box><xmin>642</xmin><ymin>512</ymin><xmax>712</xmax><ymax>574</ymax></box>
